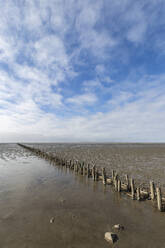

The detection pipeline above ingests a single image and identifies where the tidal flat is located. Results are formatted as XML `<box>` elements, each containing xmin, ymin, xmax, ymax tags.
<box><xmin>0</xmin><ymin>143</ymin><xmax>165</xmax><ymax>248</ymax></box>
<box><xmin>35</xmin><ymin>143</ymin><xmax>165</xmax><ymax>192</ymax></box>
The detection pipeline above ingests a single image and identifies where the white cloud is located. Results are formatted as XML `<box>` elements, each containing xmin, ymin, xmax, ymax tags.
<box><xmin>75</xmin><ymin>1</ymin><xmax>101</xmax><ymax>30</ymax></box>
<box><xmin>67</xmin><ymin>93</ymin><xmax>97</xmax><ymax>106</ymax></box>
<box><xmin>0</xmin><ymin>83</ymin><xmax>165</xmax><ymax>143</ymax></box>
<box><xmin>79</xmin><ymin>30</ymin><xmax>116</xmax><ymax>58</ymax></box>
<box><xmin>125</xmin><ymin>5</ymin><xmax>147</xmax><ymax>44</ymax></box>
<box><xmin>34</xmin><ymin>35</ymin><xmax>68</xmax><ymax>66</ymax></box>
<box><xmin>95</xmin><ymin>65</ymin><xmax>113</xmax><ymax>84</ymax></box>
<box><xmin>0</xmin><ymin>0</ymin><xmax>165</xmax><ymax>142</ymax></box>
<box><xmin>23</xmin><ymin>1</ymin><xmax>43</xmax><ymax>31</ymax></box>
<box><xmin>127</xmin><ymin>21</ymin><xmax>147</xmax><ymax>43</ymax></box>
<box><xmin>108</xmin><ymin>91</ymin><xmax>133</xmax><ymax>106</ymax></box>
<box><xmin>0</xmin><ymin>36</ymin><xmax>16</xmax><ymax>62</ymax></box>
<box><xmin>83</xmin><ymin>80</ymin><xmax>102</xmax><ymax>91</ymax></box>
<box><xmin>14</xmin><ymin>65</ymin><xmax>50</xmax><ymax>83</ymax></box>
<box><xmin>95</xmin><ymin>65</ymin><xmax>106</xmax><ymax>74</ymax></box>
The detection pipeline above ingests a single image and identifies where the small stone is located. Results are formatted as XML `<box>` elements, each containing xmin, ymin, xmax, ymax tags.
<box><xmin>59</xmin><ymin>198</ymin><xmax>66</xmax><ymax>204</ymax></box>
<box><xmin>50</xmin><ymin>217</ymin><xmax>55</xmax><ymax>223</ymax></box>
<box><xmin>104</xmin><ymin>232</ymin><xmax>119</xmax><ymax>244</ymax></box>
<box><xmin>113</xmin><ymin>224</ymin><xmax>124</xmax><ymax>230</ymax></box>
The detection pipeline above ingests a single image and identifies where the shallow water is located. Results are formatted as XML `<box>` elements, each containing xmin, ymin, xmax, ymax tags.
<box><xmin>0</xmin><ymin>144</ymin><xmax>165</xmax><ymax>248</ymax></box>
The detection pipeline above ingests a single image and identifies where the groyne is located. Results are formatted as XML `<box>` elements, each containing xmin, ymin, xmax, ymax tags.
<box><xmin>18</xmin><ymin>143</ymin><xmax>165</xmax><ymax>212</ymax></box>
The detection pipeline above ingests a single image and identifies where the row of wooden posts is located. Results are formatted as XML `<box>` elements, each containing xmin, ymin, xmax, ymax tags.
<box><xmin>18</xmin><ymin>143</ymin><xmax>164</xmax><ymax>212</ymax></box>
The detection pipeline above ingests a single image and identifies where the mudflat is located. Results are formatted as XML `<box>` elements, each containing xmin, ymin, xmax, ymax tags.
<box><xmin>0</xmin><ymin>143</ymin><xmax>165</xmax><ymax>248</ymax></box>
<box><xmin>35</xmin><ymin>143</ymin><xmax>165</xmax><ymax>191</ymax></box>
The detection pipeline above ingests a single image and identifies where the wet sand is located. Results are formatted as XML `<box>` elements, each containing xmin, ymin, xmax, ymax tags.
<box><xmin>34</xmin><ymin>143</ymin><xmax>165</xmax><ymax>191</ymax></box>
<box><xmin>0</xmin><ymin>144</ymin><xmax>165</xmax><ymax>247</ymax></box>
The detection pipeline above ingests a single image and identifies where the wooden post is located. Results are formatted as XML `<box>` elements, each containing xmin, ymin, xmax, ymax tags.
<box><xmin>83</xmin><ymin>165</ymin><xmax>86</xmax><ymax>176</ymax></box>
<box><xmin>114</xmin><ymin>172</ymin><xmax>118</xmax><ymax>179</ymax></box>
<box><xmin>112</xmin><ymin>170</ymin><xmax>115</xmax><ymax>184</ymax></box>
<box><xmin>118</xmin><ymin>180</ymin><xmax>121</xmax><ymax>192</ymax></box>
<box><xmin>77</xmin><ymin>162</ymin><xmax>80</xmax><ymax>173</ymax></box>
<box><xmin>130</xmin><ymin>178</ymin><xmax>135</xmax><ymax>200</ymax></box>
<box><xmin>76</xmin><ymin>163</ymin><xmax>79</xmax><ymax>173</ymax></box>
<box><xmin>156</xmin><ymin>187</ymin><xmax>162</xmax><ymax>211</ymax></box>
<box><xmin>75</xmin><ymin>161</ymin><xmax>77</xmax><ymax>172</ymax></box>
<box><xmin>125</xmin><ymin>174</ymin><xmax>130</xmax><ymax>191</ymax></box>
<box><xmin>72</xmin><ymin>160</ymin><xmax>74</xmax><ymax>169</ymax></box>
<box><xmin>95</xmin><ymin>168</ymin><xmax>99</xmax><ymax>181</ymax></box>
<box><xmin>92</xmin><ymin>165</ymin><xmax>96</xmax><ymax>181</ymax></box>
<box><xmin>150</xmin><ymin>181</ymin><xmax>155</xmax><ymax>200</ymax></box>
<box><xmin>136</xmin><ymin>187</ymin><xmax>141</xmax><ymax>201</ymax></box>
<box><xmin>78</xmin><ymin>163</ymin><xmax>81</xmax><ymax>174</ymax></box>
<box><xmin>102</xmin><ymin>168</ymin><xmax>106</xmax><ymax>185</ymax></box>
<box><xmin>114</xmin><ymin>179</ymin><xmax>118</xmax><ymax>191</ymax></box>
<box><xmin>113</xmin><ymin>173</ymin><xmax>118</xmax><ymax>191</ymax></box>
<box><xmin>87</xmin><ymin>164</ymin><xmax>90</xmax><ymax>178</ymax></box>
<box><xmin>80</xmin><ymin>163</ymin><xmax>83</xmax><ymax>175</ymax></box>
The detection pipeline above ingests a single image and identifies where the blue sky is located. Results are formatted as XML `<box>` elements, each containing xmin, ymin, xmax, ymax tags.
<box><xmin>0</xmin><ymin>0</ymin><xmax>165</xmax><ymax>142</ymax></box>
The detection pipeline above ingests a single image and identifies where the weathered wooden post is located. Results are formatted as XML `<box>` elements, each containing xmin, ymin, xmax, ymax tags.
<box><xmin>117</xmin><ymin>180</ymin><xmax>121</xmax><ymax>192</ymax></box>
<box><xmin>136</xmin><ymin>187</ymin><xmax>141</xmax><ymax>201</ymax></box>
<box><xmin>112</xmin><ymin>170</ymin><xmax>115</xmax><ymax>184</ymax></box>
<box><xmin>77</xmin><ymin>162</ymin><xmax>80</xmax><ymax>173</ymax></box>
<box><xmin>114</xmin><ymin>174</ymin><xmax>118</xmax><ymax>191</ymax></box>
<box><xmin>130</xmin><ymin>178</ymin><xmax>135</xmax><ymax>200</ymax></box>
<box><xmin>80</xmin><ymin>163</ymin><xmax>83</xmax><ymax>175</ymax></box>
<box><xmin>125</xmin><ymin>174</ymin><xmax>130</xmax><ymax>191</ymax></box>
<box><xmin>78</xmin><ymin>162</ymin><xmax>81</xmax><ymax>174</ymax></box>
<box><xmin>76</xmin><ymin>163</ymin><xmax>78</xmax><ymax>173</ymax></box>
<box><xmin>95</xmin><ymin>168</ymin><xmax>99</xmax><ymax>181</ymax></box>
<box><xmin>114</xmin><ymin>180</ymin><xmax>118</xmax><ymax>191</ymax></box>
<box><xmin>102</xmin><ymin>167</ymin><xmax>106</xmax><ymax>185</ymax></box>
<box><xmin>87</xmin><ymin>164</ymin><xmax>90</xmax><ymax>178</ymax></box>
<box><xmin>72</xmin><ymin>160</ymin><xmax>74</xmax><ymax>169</ymax></box>
<box><xmin>156</xmin><ymin>187</ymin><xmax>162</xmax><ymax>211</ymax></box>
<box><xmin>74</xmin><ymin>161</ymin><xmax>76</xmax><ymax>172</ymax></box>
<box><xmin>150</xmin><ymin>181</ymin><xmax>155</xmax><ymax>200</ymax></box>
<box><xmin>83</xmin><ymin>165</ymin><xmax>86</xmax><ymax>176</ymax></box>
<box><xmin>92</xmin><ymin>165</ymin><xmax>96</xmax><ymax>181</ymax></box>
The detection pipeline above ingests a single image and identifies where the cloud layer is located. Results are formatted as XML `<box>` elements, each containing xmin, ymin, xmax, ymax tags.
<box><xmin>0</xmin><ymin>0</ymin><xmax>165</xmax><ymax>142</ymax></box>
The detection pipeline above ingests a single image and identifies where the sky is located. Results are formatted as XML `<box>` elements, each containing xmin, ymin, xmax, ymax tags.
<box><xmin>0</xmin><ymin>0</ymin><xmax>165</xmax><ymax>142</ymax></box>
